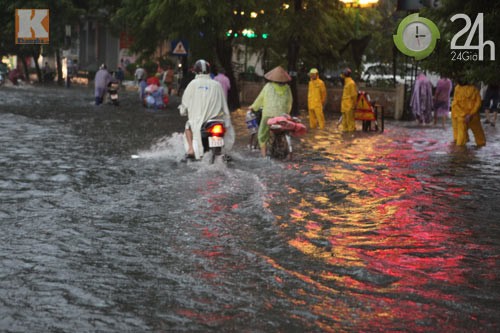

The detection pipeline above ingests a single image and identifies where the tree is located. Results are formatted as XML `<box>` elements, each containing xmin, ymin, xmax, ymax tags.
<box><xmin>1</xmin><ymin>0</ymin><xmax>85</xmax><ymax>84</ymax></box>
<box><xmin>259</xmin><ymin>1</ymin><xmax>349</xmax><ymax>115</ymax></box>
<box><xmin>113</xmin><ymin>0</ymin><xmax>352</xmax><ymax>111</ymax></box>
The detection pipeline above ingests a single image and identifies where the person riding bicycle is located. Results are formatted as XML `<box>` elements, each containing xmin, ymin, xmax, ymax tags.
<box><xmin>178</xmin><ymin>59</ymin><xmax>235</xmax><ymax>160</ymax></box>
<box><xmin>249</xmin><ymin>66</ymin><xmax>293</xmax><ymax>157</ymax></box>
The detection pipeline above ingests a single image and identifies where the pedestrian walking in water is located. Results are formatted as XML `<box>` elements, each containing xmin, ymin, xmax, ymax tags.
<box><xmin>162</xmin><ymin>65</ymin><xmax>175</xmax><ymax>96</ymax></box>
<box><xmin>411</xmin><ymin>73</ymin><xmax>434</xmax><ymax>124</ymax></box>
<box><xmin>307</xmin><ymin>68</ymin><xmax>327</xmax><ymax>130</ymax></box>
<box><xmin>249</xmin><ymin>66</ymin><xmax>293</xmax><ymax>157</ymax></box>
<box><xmin>451</xmin><ymin>76</ymin><xmax>486</xmax><ymax>147</ymax></box>
<box><xmin>433</xmin><ymin>76</ymin><xmax>452</xmax><ymax>128</ymax></box>
<box><xmin>115</xmin><ymin>66</ymin><xmax>125</xmax><ymax>86</ymax></box>
<box><xmin>340</xmin><ymin>68</ymin><xmax>357</xmax><ymax>132</ymax></box>
<box><xmin>214</xmin><ymin>67</ymin><xmax>231</xmax><ymax>102</ymax></box>
<box><xmin>483</xmin><ymin>83</ymin><xmax>499</xmax><ymax>127</ymax></box>
<box><xmin>134</xmin><ymin>65</ymin><xmax>146</xmax><ymax>84</ymax></box>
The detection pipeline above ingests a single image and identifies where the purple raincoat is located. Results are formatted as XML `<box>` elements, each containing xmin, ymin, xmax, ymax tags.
<box><xmin>94</xmin><ymin>68</ymin><xmax>112</xmax><ymax>99</ymax></box>
<box><xmin>434</xmin><ymin>78</ymin><xmax>452</xmax><ymax>117</ymax></box>
<box><xmin>410</xmin><ymin>73</ymin><xmax>434</xmax><ymax>124</ymax></box>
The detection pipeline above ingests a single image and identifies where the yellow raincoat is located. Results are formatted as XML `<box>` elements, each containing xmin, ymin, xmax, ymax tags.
<box><xmin>341</xmin><ymin>77</ymin><xmax>357</xmax><ymax>132</ymax></box>
<box><xmin>451</xmin><ymin>84</ymin><xmax>485</xmax><ymax>146</ymax></box>
<box><xmin>308</xmin><ymin>78</ymin><xmax>327</xmax><ymax>129</ymax></box>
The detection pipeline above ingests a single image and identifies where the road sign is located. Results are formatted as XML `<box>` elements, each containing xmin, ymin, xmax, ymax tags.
<box><xmin>354</xmin><ymin>91</ymin><xmax>375</xmax><ymax>121</ymax></box>
<box><xmin>171</xmin><ymin>40</ymin><xmax>188</xmax><ymax>56</ymax></box>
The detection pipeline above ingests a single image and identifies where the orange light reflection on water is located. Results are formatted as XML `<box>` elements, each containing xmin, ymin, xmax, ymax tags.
<box><xmin>270</xmin><ymin>131</ymin><xmax>483</xmax><ymax>329</ymax></box>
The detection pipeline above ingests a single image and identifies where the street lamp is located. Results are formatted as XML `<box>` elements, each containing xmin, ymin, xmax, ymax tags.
<box><xmin>339</xmin><ymin>0</ymin><xmax>379</xmax><ymax>8</ymax></box>
<box><xmin>339</xmin><ymin>0</ymin><xmax>379</xmax><ymax>37</ymax></box>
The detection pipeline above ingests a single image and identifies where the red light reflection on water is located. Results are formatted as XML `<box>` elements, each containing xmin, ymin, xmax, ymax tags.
<box><xmin>269</xmin><ymin>133</ymin><xmax>494</xmax><ymax>330</ymax></box>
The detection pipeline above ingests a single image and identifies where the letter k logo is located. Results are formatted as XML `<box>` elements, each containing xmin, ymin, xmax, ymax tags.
<box><xmin>16</xmin><ymin>9</ymin><xmax>50</xmax><ymax>44</ymax></box>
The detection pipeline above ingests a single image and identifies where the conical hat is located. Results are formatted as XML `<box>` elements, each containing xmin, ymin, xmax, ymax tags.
<box><xmin>264</xmin><ymin>66</ymin><xmax>291</xmax><ymax>83</ymax></box>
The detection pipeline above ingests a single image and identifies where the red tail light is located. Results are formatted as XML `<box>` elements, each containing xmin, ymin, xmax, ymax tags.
<box><xmin>208</xmin><ymin>124</ymin><xmax>225</xmax><ymax>137</ymax></box>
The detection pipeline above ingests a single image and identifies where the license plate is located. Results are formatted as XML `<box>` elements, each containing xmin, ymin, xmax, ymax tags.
<box><xmin>209</xmin><ymin>136</ymin><xmax>224</xmax><ymax>148</ymax></box>
<box><xmin>111</xmin><ymin>94</ymin><xmax>118</xmax><ymax>99</ymax></box>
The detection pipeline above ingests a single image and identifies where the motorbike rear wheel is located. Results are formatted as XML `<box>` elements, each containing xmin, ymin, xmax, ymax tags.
<box><xmin>269</xmin><ymin>132</ymin><xmax>289</xmax><ymax>159</ymax></box>
<box><xmin>210</xmin><ymin>147</ymin><xmax>222</xmax><ymax>164</ymax></box>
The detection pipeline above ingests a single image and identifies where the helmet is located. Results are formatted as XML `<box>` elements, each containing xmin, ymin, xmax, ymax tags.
<box><xmin>194</xmin><ymin>59</ymin><xmax>211</xmax><ymax>74</ymax></box>
<box><xmin>309</xmin><ymin>68</ymin><xmax>319</xmax><ymax>75</ymax></box>
<box><xmin>342</xmin><ymin>67</ymin><xmax>352</xmax><ymax>77</ymax></box>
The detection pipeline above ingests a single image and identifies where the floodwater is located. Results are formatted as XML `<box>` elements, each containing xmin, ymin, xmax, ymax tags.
<box><xmin>0</xmin><ymin>85</ymin><xmax>499</xmax><ymax>332</ymax></box>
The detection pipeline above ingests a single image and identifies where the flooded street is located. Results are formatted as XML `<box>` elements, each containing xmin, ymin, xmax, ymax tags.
<box><xmin>1</xmin><ymin>85</ymin><xmax>499</xmax><ymax>332</ymax></box>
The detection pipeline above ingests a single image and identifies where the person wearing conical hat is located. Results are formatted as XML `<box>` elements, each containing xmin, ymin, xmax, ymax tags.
<box><xmin>249</xmin><ymin>66</ymin><xmax>293</xmax><ymax>157</ymax></box>
<box><xmin>307</xmin><ymin>68</ymin><xmax>327</xmax><ymax>129</ymax></box>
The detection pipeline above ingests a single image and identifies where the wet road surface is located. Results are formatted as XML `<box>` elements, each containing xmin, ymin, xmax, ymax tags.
<box><xmin>0</xmin><ymin>85</ymin><xmax>499</xmax><ymax>332</ymax></box>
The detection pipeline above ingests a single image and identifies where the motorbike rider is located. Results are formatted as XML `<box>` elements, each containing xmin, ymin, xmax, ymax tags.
<box><xmin>249</xmin><ymin>66</ymin><xmax>293</xmax><ymax>157</ymax></box>
<box><xmin>178</xmin><ymin>59</ymin><xmax>235</xmax><ymax>160</ymax></box>
<box><xmin>94</xmin><ymin>64</ymin><xmax>113</xmax><ymax>105</ymax></box>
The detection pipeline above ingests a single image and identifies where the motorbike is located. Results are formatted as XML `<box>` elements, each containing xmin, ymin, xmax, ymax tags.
<box><xmin>107</xmin><ymin>81</ymin><xmax>120</xmax><ymax>106</ymax></box>
<box><xmin>267</xmin><ymin>114</ymin><xmax>307</xmax><ymax>160</ymax></box>
<box><xmin>200</xmin><ymin>118</ymin><xmax>227</xmax><ymax>164</ymax></box>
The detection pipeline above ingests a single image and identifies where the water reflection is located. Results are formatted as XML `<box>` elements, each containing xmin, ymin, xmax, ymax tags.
<box><xmin>1</xmin><ymin>86</ymin><xmax>499</xmax><ymax>331</ymax></box>
<box><xmin>238</xmin><ymin>120</ymin><xmax>500</xmax><ymax>331</ymax></box>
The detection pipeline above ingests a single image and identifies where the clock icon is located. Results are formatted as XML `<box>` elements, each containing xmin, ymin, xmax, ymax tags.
<box><xmin>393</xmin><ymin>13</ymin><xmax>440</xmax><ymax>60</ymax></box>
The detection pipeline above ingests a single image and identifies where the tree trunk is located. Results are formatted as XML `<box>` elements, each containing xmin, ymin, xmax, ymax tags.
<box><xmin>287</xmin><ymin>0</ymin><xmax>303</xmax><ymax>117</ymax></box>
<box><xmin>287</xmin><ymin>36</ymin><xmax>300</xmax><ymax>117</ymax></box>
<box><xmin>19</xmin><ymin>54</ymin><xmax>30</xmax><ymax>82</ymax></box>
<box><xmin>32</xmin><ymin>48</ymin><xmax>42</xmax><ymax>83</ymax></box>
<box><xmin>56</xmin><ymin>49</ymin><xmax>63</xmax><ymax>86</ymax></box>
<box><xmin>216</xmin><ymin>37</ymin><xmax>240</xmax><ymax>110</ymax></box>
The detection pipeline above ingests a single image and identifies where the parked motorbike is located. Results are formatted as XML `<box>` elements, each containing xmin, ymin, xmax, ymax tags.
<box><xmin>201</xmin><ymin>119</ymin><xmax>227</xmax><ymax>164</ymax></box>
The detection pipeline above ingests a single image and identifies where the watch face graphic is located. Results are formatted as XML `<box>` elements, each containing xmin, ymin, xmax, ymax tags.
<box><xmin>394</xmin><ymin>13</ymin><xmax>440</xmax><ymax>60</ymax></box>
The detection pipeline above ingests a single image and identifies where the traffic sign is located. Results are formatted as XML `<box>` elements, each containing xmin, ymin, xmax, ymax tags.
<box><xmin>171</xmin><ymin>40</ymin><xmax>188</xmax><ymax>56</ymax></box>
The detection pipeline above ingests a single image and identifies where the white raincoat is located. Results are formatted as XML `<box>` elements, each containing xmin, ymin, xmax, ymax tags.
<box><xmin>178</xmin><ymin>74</ymin><xmax>235</xmax><ymax>159</ymax></box>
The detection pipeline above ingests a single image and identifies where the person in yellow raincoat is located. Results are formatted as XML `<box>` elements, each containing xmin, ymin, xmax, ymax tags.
<box><xmin>307</xmin><ymin>68</ymin><xmax>327</xmax><ymax>129</ymax></box>
<box><xmin>340</xmin><ymin>68</ymin><xmax>358</xmax><ymax>132</ymax></box>
<box><xmin>451</xmin><ymin>77</ymin><xmax>486</xmax><ymax>147</ymax></box>
<box><xmin>249</xmin><ymin>66</ymin><xmax>293</xmax><ymax>157</ymax></box>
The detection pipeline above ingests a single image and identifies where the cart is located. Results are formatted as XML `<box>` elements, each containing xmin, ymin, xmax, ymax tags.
<box><xmin>354</xmin><ymin>91</ymin><xmax>384</xmax><ymax>133</ymax></box>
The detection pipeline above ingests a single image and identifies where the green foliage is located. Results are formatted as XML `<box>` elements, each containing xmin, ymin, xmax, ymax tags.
<box><xmin>143</xmin><ymin>61</ymin><xmax>158</xmax><ymax>77</ymax></box>
<box><xmin>125</xmin><ymin>62</ymin><xmax>137</xmax><ymax>76</ymax></box>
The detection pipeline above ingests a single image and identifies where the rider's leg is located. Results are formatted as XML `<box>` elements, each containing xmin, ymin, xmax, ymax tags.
<box><xmin>185</xmin><ymin>124</ymin><xmax>195</xmax><ymax>156</ymax></box>
<box><xmin>258</xmin><ymin>118</ymin><xmax>270</xmax><ymax>157</ymax></box>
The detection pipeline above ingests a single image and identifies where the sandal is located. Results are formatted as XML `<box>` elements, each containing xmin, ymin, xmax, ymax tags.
<box><xmin>181</xmin><ymin>153</ymin><xmax>196</xmax><ymax>162</ymax></box>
